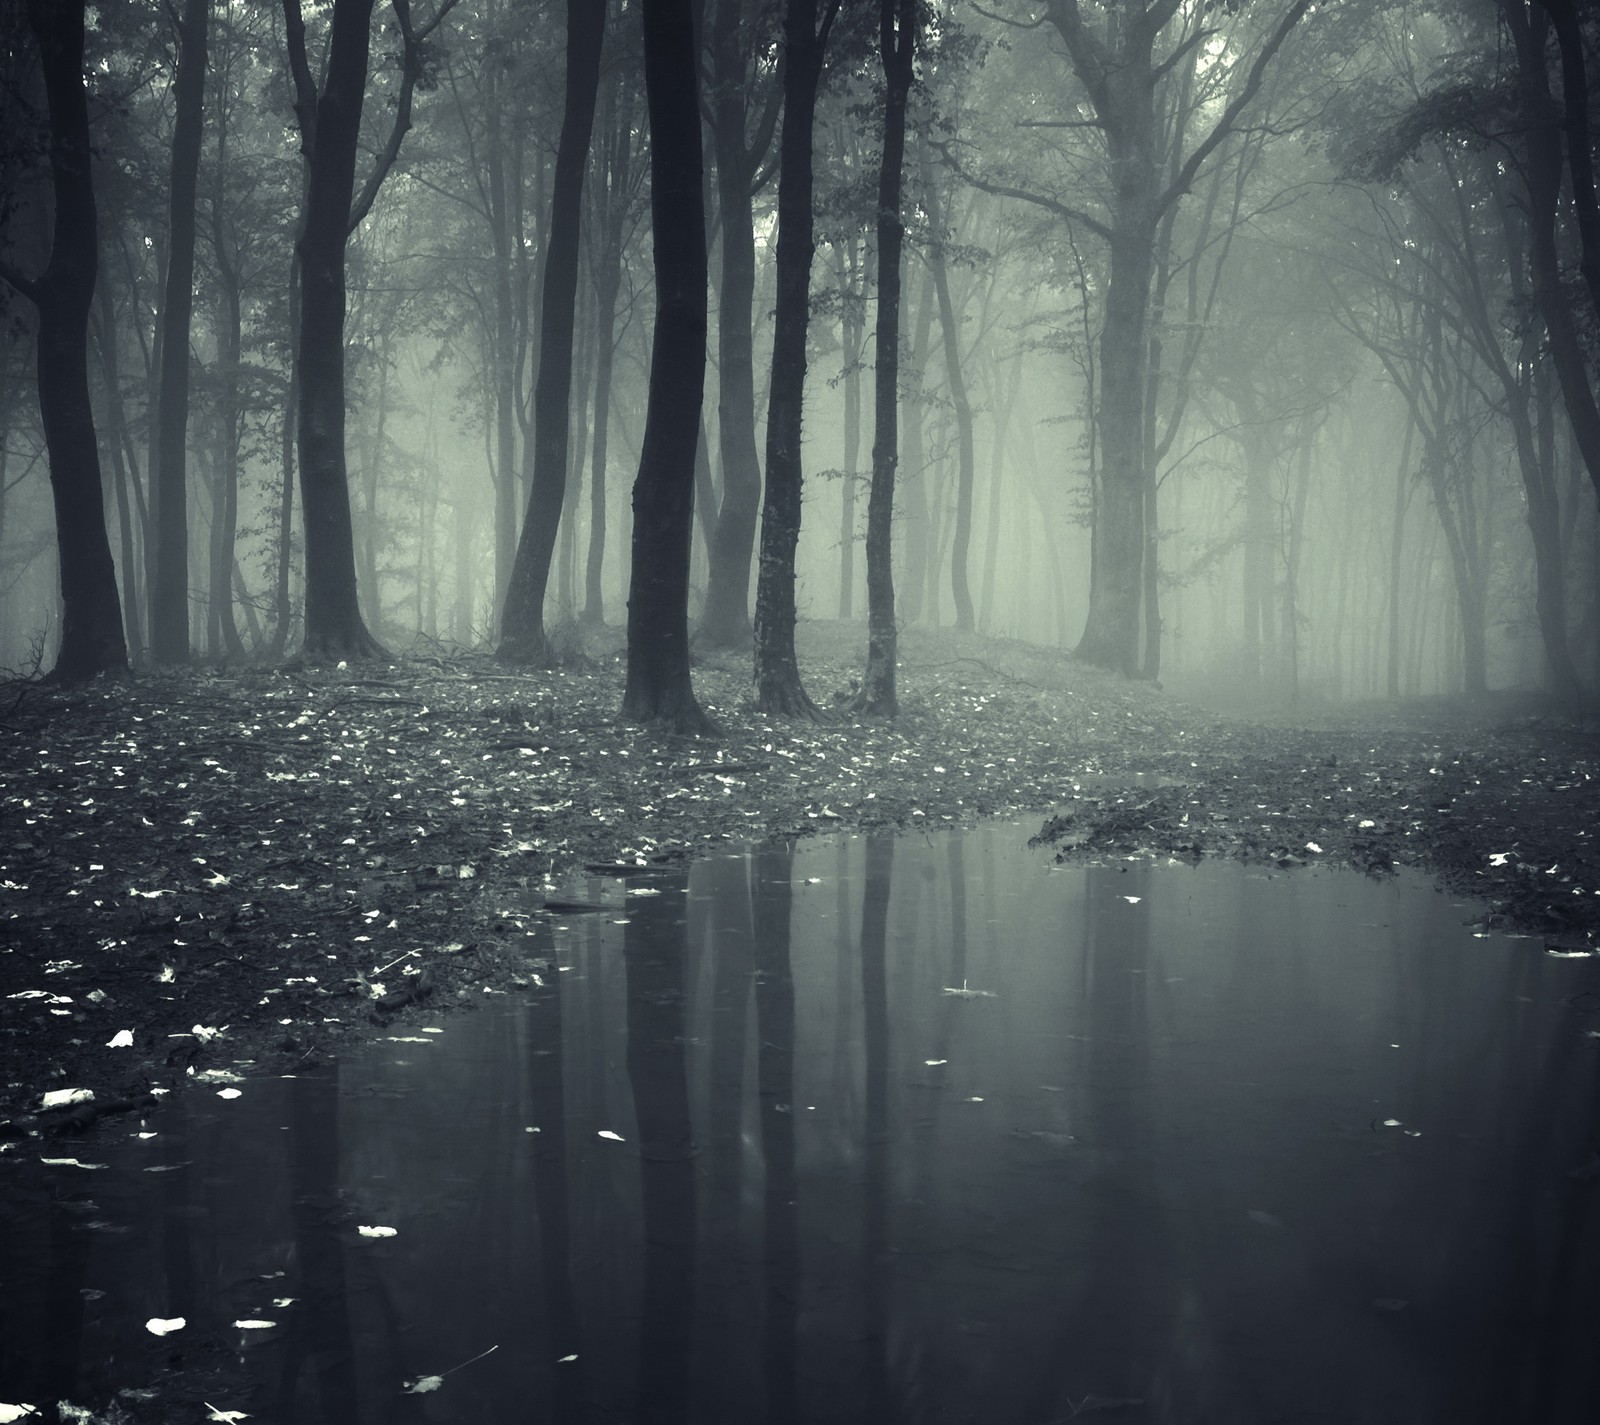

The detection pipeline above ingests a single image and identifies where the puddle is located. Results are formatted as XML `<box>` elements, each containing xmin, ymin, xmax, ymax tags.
<box><xmin>3</xmin><ymin>823</ymin><xmax>1598</xmax><ymax>1423</ymax></box>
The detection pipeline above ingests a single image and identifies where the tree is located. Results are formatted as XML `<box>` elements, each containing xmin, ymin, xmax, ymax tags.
<box><xmin>281</xmin><ymin>0</ymin><xmax>455</xmax><ymax>660</ymax></box>
<box><xmin>855</xmin><ymin>0</ymin><xmax>915</xmax><ymax>717</ymax></box>
<box><xmin>620</xmin><ymin>0</ymin><xmax>716</xmax><ymax>732</ymax></box>
<box><xmin>698</xmin><ymin>0</ymin><xmax>782</xmax><ymax>649</ymax></box>
<box><xmin>497</xmin><ymin>0</ymin><xmax>606</xmax><ymax>663</ymax></box>
<box><xmin>752</xmin><ymin>0</ymin><xmax>844</xmax><ymax>715</ymax></box>
<box><xmin>0</xmin><ymin>0</ymin><xmax>127</xmax><ymax>682</ymax></box>
<box><xmin>149</xmin><ymin>0</ymin><xmax>209</xmax><ymax>665</ymax></box>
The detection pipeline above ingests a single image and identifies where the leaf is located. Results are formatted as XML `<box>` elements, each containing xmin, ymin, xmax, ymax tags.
<box><xmin>231</xmin><ymin>1319</ymin><xmax>276</xmax><ymax>1330</ymax></box>
<box><xmin>105</xmin><ymin>1029</ymin><xmax>134</xmax><ymax>1048</ymax></box>
<box><xmin>145</xmin><ymin>1317</ymin><xmax>186</xmax><ymax>1336</ymax></box>
<box><xmin>357</xmin><ymin>1225</ymin><xmax>398</xmax><ymax>1238</ymax></box>
<box><xmin>0</xmin><ymin>1405</ymin><xmax>38</xmax><ymax>1423</ymax></box>
<box><xmin>217</xmin><ymin>1088</ymin><xmax>243</xmax><ymax>1100</ymax></box>
<box><xmin>204</xmin><ymin>1403</ymin><xmax>251</xmax><ymax>1421</ymax></box>
<box><xmin>402</xmin><ymin>1377</ymin><xmax>443</xmax><ymax>1395</ymax></box>
<box><xmin>39</xmin><ymin>1088</ymin><xmax>94</xmax><ymax>1110</ymax></box>
<box><xmin>597</xmin><ymin>1130</ymin><xmax>625</xmax><ymax>1142</ymax></box>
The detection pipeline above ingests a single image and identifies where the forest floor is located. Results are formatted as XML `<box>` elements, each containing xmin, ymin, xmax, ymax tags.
<box><xmin>3</xmin><ymin>618</ymin><xmax>1598</xmax><ymax>1140</ymax></box>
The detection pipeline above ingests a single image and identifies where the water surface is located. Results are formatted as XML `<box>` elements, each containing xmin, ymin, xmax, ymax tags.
<box><xmin>4</xmin><ymin>823</ymin><xmax>1598</xmax><ymax>1423</ymax></box>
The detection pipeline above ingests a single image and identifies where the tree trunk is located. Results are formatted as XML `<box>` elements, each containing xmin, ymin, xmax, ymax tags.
<box><xmin>620</xmin><ymin>0</ymin><xmax>716</xmax><ymax>732</ymax></box>
<box><xmin>752</xmin><ymin>0</ymin><xmax>840</xmax><ymax>716</ymax></box>
<box><xmin>1386</xmin><ymin>410</ymin><xmax>1415</xmax><ymax>699</ymax></box>
<box><xmin>92</xmin><ymin>280</ymin><xmax>146</xmax><ymax>662</ymax></box>
<box><xmin>209</xmin><ymin>272</ymin><xmax>246</xmax><ymax>661</ymax></box>
<box><xmin>922</xmin><ymin>140</ymin><xmax>977</xmax><ymax>633</ymax></box>
<box><xmin>499</xmin><ymin>0</ymin><xmax>605</xmax><ymax>662</ymax></box>
<box><xmin>699</xmin><ymin>0</ymin><xmax>768</xmax><ymax>649</ymax></box>
<box><xmin>837</xmin><ymin>239</ymin><xmax>866</xmax><ymax>621</ymax></box>
<box><xmin>287</xmin><ymin>0</ymin><xmax>386</xmax><ymax>659</ymax></box>
<box><xmin>585</xmin><ymin>267</ymin><xmax>621</xmax><ymax>625</ymax></box>
<box><xmin>15</xmin><ymin>0</ymin><xmax>127</xmax><ymax>682</ymax></box>
<box><xmin>855</xmin><ymin>0</ymin><xmax>915</xmax><ymax>717</ymax></box>
<box><xmin>269</xmin><ymin>253</ymin><xmax>299</xmax><ymax>656</ymax></box>
<box><xmin>150</xmin><ymin>0</ymin><xmax>209</xmax><ymax>664</ymax></box>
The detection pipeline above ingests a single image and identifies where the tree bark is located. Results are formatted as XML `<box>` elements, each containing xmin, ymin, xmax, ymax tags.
<box><xmin>855</xmin><ymin>0</ymin><xmax>915</xmax><ymax>717</ymax></box>
<box><xmin>11</xmin><ymin>0</ymin><xmax>127</xmax><ymax>682</ymax></box>
<box><xmin>620</xmin><ymin>0</ymin><xmax>717</xmax><ymax>732</ymax></box>
<box><xmin>922</xmin><ymin>138</ymin><xmax>977</xmax><ymax>633</ymax></box>
<box><xmin>699</xmin><ymin>0</ymin><xmax>777</xmax><ymax>649</ymax></box>
<box><xmin>150</xmin><ymin>0</ymin><xmax>209</xmax><ymax>664</ymax></box>
<box><xmin>284</xmin><ymin>0</ymin><xmax>386</xmax><ymax>659</ymax></box>
<box><xmin>499</xmin><ymin>0</ymin><xmax>606</xmax><ymax>662</ymax></box>
<box><xmin>752</xmin><ymin>0</ymin><xmax>841</xmax><ymax>716</ymax></box>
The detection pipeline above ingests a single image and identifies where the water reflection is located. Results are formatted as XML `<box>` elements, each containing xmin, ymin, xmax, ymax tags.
<box><xmin>2</xmin><ymin>823</ymin><xmax>1598</xmax><ymax>1424</ymax></box>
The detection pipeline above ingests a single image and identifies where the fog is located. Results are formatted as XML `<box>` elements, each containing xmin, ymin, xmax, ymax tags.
<box><xmin>1</xmin><ymin>0</ymin><xmax>1596</xmax><ymax>706</ymax></box>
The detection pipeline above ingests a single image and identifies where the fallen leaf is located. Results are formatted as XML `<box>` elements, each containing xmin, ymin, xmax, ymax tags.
<box><xmin>146</xmin><ymin>1317</ymin><xmax>186</xmax><ymax>1336</ymax></box>
<box><xmin>597</xmin><ymin>1130</ymin><xmax>625</xmax><ymax>1142</ymax></box>
<box><xmin>0</xmin><ymin>1405</ymin><xmax>37</xmax><ymax>1423</ymax></box>
<box><xmin>402</xmin><ymin>1377</ymin><xmax>443</xmax><ymax>1396</ymax></box>
<box><xmin>40</xmin><ymin>1088</ymin><xmax>94</xmax><ymax>1110</ymax></box>
<box><xmin>232</xmin><ymin>1319</ymin><xmax>276</xmax><ymax>1330</ymax></box>
<box><xmin>106</xmin><ymin>1029</ymin><xmax>134</xmax><ymax>1048</ymax></box>
<box><xmin>357</xmin><ymin>1225</ymin><xmax>397</xmax><ymax>1238</ymax></box>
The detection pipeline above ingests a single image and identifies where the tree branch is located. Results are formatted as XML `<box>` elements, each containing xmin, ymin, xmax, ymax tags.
<box><xmin>933</xmin><ymin>138</ymin><xmax>1113</xmax><ymax>241</ymax></box>
<box><xmin>1155</xmin><ymin>0</ymin><xmax>1310</xmax><ymax>218</ymax></box>
<box><xmin>348</xmin><ymin>0</ymin><xmax>461</xmax><ymax>234</ymax></box>
<box><xmin>280</xmin><ymin>0</ymin><xmax>318</xmax><ymax>157</ymax></box>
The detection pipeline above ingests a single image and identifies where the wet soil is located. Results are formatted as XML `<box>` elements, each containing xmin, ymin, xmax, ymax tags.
<box><xmin>3</xmin><ymin>622</ymin><xmax>1596</xmax><ymax>1136</ymax></box>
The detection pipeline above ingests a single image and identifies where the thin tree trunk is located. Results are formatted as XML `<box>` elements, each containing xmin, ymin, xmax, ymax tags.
<box><xmin>499</xmin><ymin>0</ymin><xmax>606</xmax><ymax>661</ymax></box>
<box><xmin>150</xmin><ymin>0</ymin><xmax>209</xmax><ymax>664</ymax></box>
<box><xmin>752</xmin><ymin>0</ymin><xmax>842</xmax><ymax>715</ymax></box>
<box><xmin>855</xmin><ymin>0</ymin><xmax>915</xmax><ymax>716</ymax></box>
<box><xmin>1386</xmin><ymin>410</ymin><xmax>1416</xmax><ymax>699</ymax></box>
<box><xmin>92</xmin><ymin>281</ymin><xmax>146</xmax><ymax>661</ymax></box>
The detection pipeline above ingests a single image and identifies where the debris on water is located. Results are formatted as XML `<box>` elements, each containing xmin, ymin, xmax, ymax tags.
<box><xmin>942</xmin><ymin>980</ymin><xmax>997</xmax><ymax>999</ymax></box>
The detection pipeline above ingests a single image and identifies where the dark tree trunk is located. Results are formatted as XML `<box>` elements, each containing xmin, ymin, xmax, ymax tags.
<box><xmin>285</xmin><ymin>0</ymin><xmax>386</xmax><ymax>659</ymax></box>
<box><xmin>499</xmin><ymin>0</ymin><xmax>605</xmax><ymax>662</ymax></box>
<box><xmin>11</xmin><ymin>0</ymin><xmax>127</xmax><ymax>682</ymax></box>
<box><xmin>620</xmin><ymin>0</ymin><xmax>716</xmax><ymax>732</ymax></box>
<box><xmin>699</xmin><ymin>0</ymin><xmax>774</xmax><ymax>649</ymax></box>
<box><xmin>150</xmin><ymin>0</ymin><xmax>209</xmax><ymax>665</ymax></box>
<box><xmin>752</xmin><ymin>0</ymin><xmax>840</xmax><ymax>715</ymax></box>
<box><xmin>855</xmin><ymin>0</ymin><xmax>915</xmax><ymax>717</ymax></box>
<box><xmin>585</xmin><ymin>266</ymin><xmax>621</xmax><ymax>625</ymax></box>
<box><xmin>269</xmin><ymin>254</ymin><xmax>299</xmax><ymax>656</ymax></box>
<box><xmin>1504</xmin><ymin>2</ymin><xmax>1600</xmax><ymax>507</ymax></box>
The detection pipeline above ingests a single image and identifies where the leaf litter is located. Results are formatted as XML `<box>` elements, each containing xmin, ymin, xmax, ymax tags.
<box><xmin>1</xmin><ymin>624</ymin><xmax>1594</xmax><ymax>1137</ymax></box>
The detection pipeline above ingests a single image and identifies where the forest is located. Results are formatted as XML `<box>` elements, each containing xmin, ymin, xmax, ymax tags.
<box><xmin>4</xmin><ymin>6</ymin><xmax>1600</xmax><ymax>1421</ymax></box>
<box><xmin>0</xmin><ymin>0</ymin><xmax>1595</xmax><ymax>712</ymax></box>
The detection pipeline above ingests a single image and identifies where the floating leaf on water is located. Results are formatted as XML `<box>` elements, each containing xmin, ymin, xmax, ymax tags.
<box><xmin>597</xmin><ymin>1130</ymin><xmax>625</xmax><ymax>1142</ymax></box>
<box><xmin>924</xmin><ymin>1059</ymin><xmax>948</xmax><ymax>1066</ymax></box>
<box><xmin>1380</xmin><ymin>1118</ymin><xmax>1402</xmax><ymax>1128</ymax></box>
<box><xmin>941</xmin><ymin>981</ymin><xmax>996</xmax><ymax>999</ymax></box>
<box><xmin>557</xmin><ymin>1354</ymin><xmax>579</xmax><ymax>1364</ymax></box>
<box><xmin>1122</xmin><ymin>895</ymin><xmax>1141</xmax><ymax>904</ymax></box>
<box><xmin>145</xmin><ymin>1317</ymin><xmax>186</xmax><ymax>1336</ymax></box>
<box><xmin>40</xmin><ymin>1158</ymin><xmax>107</xmax><ymax>1170</ymax></box>
<box><xmin>357</xmin><ymin>1225</ymin><xmax>397</xmax><ymax>1238</ymax></box>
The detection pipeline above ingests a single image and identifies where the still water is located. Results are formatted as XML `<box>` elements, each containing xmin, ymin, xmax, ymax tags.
<box><xmin>4</xmin><ymin>823</ymin><xmax>1599</xmax><ymax>1424</ymax></box>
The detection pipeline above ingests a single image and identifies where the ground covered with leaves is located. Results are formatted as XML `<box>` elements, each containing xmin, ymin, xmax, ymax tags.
<box><xmin>3</xmin><ymin>620</ymin><xmax>1597</xmax><ymax>1138</ymax></box>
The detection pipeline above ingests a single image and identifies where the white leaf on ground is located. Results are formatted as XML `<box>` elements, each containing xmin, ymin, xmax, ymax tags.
<box><xmin>357</xmin><ymin>1225</ymin><xmax>397</xmax><ymax>1238</ymax></box>
<box><xmin>1305</xmin><ymin>842</ymin><xmax>1323</xmax><ymax>854</ymax></box>
<box><xmin>40</xmin><ymin>1158</ymin><xmax>107</xmax><ymax>1169</ymax></box>
<box><xmin>106</xmin><ymin>1029</ymin><xmax>134</xmax><ymax>1048</ymax></box>
<box><xmin>402</xmin><ymin>1377</ymin><xmax>443</xmax><ymax>1395</ymax></box>
<box><xmin>204</xmin><ymin>1406</ymin><xmax>249</xmax><ymax>1422</ymax></box>
<box><xmin>597</xmin><ymin>1130</ymin><xmax>625</xmax><ymax>1142</ymax></box>
<box><xmin>0</xmin><ymin>1404</ymin><xmax>38</xmax><ymax>1422</ymax></box>
<box><xmin>232</xmin><ymin>1319</ymin><xmax>276</xmax><ymax>1330</ymax></box>
<box><xmin>146</xmin><ymin>1317</ymin><xmax>186</xmax><ymax>1336</ymax></box>
<box><xmin>557</xmin><ymin>1354</ymin><xmax>579</xmax><ymax>1363</ymax></box>
<box><xmin>40</xmin><ymin>1088</ymin><xmax>94</xmax><ymax>1109</ymax></box>
<box><xmin>1122</xmin><ymin>895</ymin><xmax>1141</xmax><ymax>904</ymax></box>
<box><xmin>217</xmin><ymin>1088</ymin><xmax>243</xmax><ymax>1100</ymax></box>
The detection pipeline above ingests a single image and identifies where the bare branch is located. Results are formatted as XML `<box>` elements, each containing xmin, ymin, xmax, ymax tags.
<box><xmin>1156</xmin><ymin>1</ymin><xmax>1311</xmax><ymax>218</ymax></box>
<box><xmin>933</xmin><ymin>138</ymin><xmax>1113</xmax><ymax>242</ymax></box>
